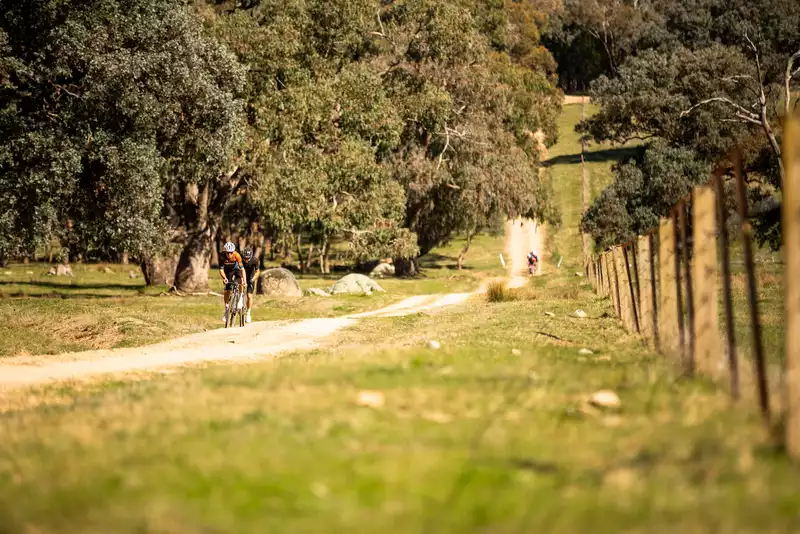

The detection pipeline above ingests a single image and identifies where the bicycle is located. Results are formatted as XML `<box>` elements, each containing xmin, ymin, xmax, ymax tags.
<box><xmin>225</xmin><ymin>279</ymin><xmax>246</xmax><ymax>328</ymax></box>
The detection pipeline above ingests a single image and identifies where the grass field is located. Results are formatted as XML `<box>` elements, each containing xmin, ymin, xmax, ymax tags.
<box><xmin>0</xmin><ymin>234</ymin><xmax>504</xmax><ymax>358</ymax></box>
<box><xmin>0</xmin><ymin>103</ymin><xmax>798</xmax><ymax>534</ymax></box>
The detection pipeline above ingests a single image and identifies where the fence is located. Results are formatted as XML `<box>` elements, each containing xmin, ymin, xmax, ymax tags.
<box><xmin>586</xmin><ymin>119</ymin><xmax>800</xmax><ymax>460</ymax></box>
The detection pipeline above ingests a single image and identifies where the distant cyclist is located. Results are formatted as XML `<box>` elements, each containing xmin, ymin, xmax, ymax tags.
<box><xmin>527</xmin><ymin>250</ymin><xmax>539</xmax><ymax>275</ymax></box>
<box><xmin>242</xmin><ymin>247</ymin><xmax>260</xmax><ymax>324</ymax></box>
<box><xmin>219</xmin><ymin>241</ymin><xmax>245</xmax><ymax>323</ymax></box>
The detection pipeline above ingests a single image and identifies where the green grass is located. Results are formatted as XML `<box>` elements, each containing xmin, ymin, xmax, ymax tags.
<box><xmin>0</xmin><ymin>236</ymin><xmax>500</xmax><ymax>359</ymax></box>
<box><xmin>1</xmin><ymin>279</ymin><xmax>798</xmax><ymax>533</ymax></box>
<box><xmin>1</xmin><ymin>102</ymin><xmax>798</xmax><ymax>533</ymax></box>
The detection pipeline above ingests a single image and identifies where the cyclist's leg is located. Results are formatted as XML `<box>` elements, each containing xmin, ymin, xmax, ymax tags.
<box><xmin>245</xmin><ymin>279</ymin><xmax>255</xmax><ymax>323</ymax></box>
<box><xmin>222</xmin><ymin>268</ymin><xmax>233</xmax><ymax>321</ymax></box>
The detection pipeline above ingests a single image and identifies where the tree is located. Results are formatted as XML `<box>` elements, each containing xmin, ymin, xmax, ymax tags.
<box><xmin>580</xmin><ymin>142</ymin><xmax>709</xmax><ymax>250</ymax></box>
<box><xmin>544</xmin><ymin>0</ymin><xmax>671</xmax><ymax>91</ymax></box>
<box><xmin>577</xmin><ymin>0</ymin><xmax>800</xmax><ymax>249</ymax></box>
<box><xmin>0</xmin><ymin>0</ymin><xmax>245</xmax><ymax>290</ymax></box>
<box><xmin>204</xmin><ymin>0</ymin><xmax>563</xmax><ymax>274</ymax></box>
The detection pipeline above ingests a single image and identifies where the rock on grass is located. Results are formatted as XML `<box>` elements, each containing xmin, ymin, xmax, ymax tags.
<box><xmin>356</xmin><ymin>390</ymin><xmax>385</xmax><ymax>408</ymax></box>
<box><xmin>589</xmin><ymin>390</ymin><xmax>621</xmax><ymax>409</ymax></box>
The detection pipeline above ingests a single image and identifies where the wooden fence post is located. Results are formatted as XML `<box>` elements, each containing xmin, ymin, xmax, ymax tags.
<box><xmin>692</xmin><ymin>185</ymin><xmax>721</xmax><ymax>377</ymax></box>
<box><xmin>638</xmin><ymin>235</ymin><xmax>654</xmax><ymax>340</ymax></box>
<box><xmin>649</xmin><ymin>233</ymin><xmax>660</xmax><ymax>352</ymax></box>
<box><xmin>734</xmin><ymin>150</ymin><xmax>770</xmax><ymax>424</ymax></box>
<box><xmin>659</xmin><ymin>218</ymin><xmax>678</xmax><ymax>352</ymax></box>
<box><xmin>615</xmin><ymin>246</ymin><xmax>633</xmax><ymax>331</ymax></box>
<box><xmin>611</xmin><ymin>249</ymin><xmax>623</xmax><ymax>318</ymax></box>
<box><xmin>784</xmin><ymin>119</ymin><xmax>800</xmax><ymax>459</ymax></box>
<box><xmin>623</xmin><ymin>244</ymin><xmax>641</xmax><ymax>333</ymax></box>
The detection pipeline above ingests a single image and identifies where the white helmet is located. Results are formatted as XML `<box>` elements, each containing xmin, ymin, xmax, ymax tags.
<box><xmin>223</xmin><ymin>242</ymin><xmax>236</xmax><ymax>253</ymax></box>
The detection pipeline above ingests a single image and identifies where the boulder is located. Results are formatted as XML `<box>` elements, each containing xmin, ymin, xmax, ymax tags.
<box><xmin>589</xmin><ymin>390</ymin><xmax>621</xmax><ymax>409</ymax></box>
<box><xmin>370</xmin><ymin>262</ymin><xmax>396</xmax><ymax>278</ymax></box>
<box><xmin>329</xmin><ymin>274</ymin><xmax>385</xmax><ymax>295</ymax></box>
<box><xmin>56</xmin><ymin>264</ymin><xmax>74</xmax><ymax>277</ymax></box>
<box><xmin>257</xmin><ymin>268</ymin><xmax>303</xmax><ymax>298</ymax></box>
<box><xmin>306</xmin><ymin>287</ymin><xmax>331</xmax><ymax>297</ymax></box>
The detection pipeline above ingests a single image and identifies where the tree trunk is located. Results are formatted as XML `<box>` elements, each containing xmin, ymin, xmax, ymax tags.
<box><xmin>394</xmin><ymin>257</ymin><xmax>419</xmax><ymax>277</ymax></box>
<box><xmin>305</xmin><ymin>244</ymin><xmax>316</xmax><ymax>271</ymax></box>
<box><xmin>282</xmin><ymin>236</ymin><xmax>293</xmax><ymax>264</ymax></box>
<box><xmin>295</xmin><ymin>233</ymin><xmax>306</xmax><ymax>273</ymax></box>
<box><xmin>210</xmin><ymin>236</ymin><xmax>220</xmax><ymax>269</ymax></box>
<box><xmin>457</xmin><ymin>232</ymin><xmax>474</xmax><ymax>270</ymax></box>
<box><xmin>140</xmin><ymin>255</ymin><xmax>179</xmax><ymax>286</ymax></box>
<box><xmin>173</xmin><ymin>182</ymin><xmax>213</xmax><ymax>292</ymax></box>
<box><xmin>259</xmin><ymin>234</ymin><xmax>269</xmax><ymax>269</ymax></box>
<box><xmin>320</xmin><ymin>238</ymin><xmax>331</xmax><ymax>274</ymax></box>
<box><xmin>760</xmin><ymin>108</ymin><xmax>785</xmax><ymax>186</ymax></box>
<box><xmin>121</xmin><ymin>251</ymin><xmax>129</xmax><ymax>265</ymax></box>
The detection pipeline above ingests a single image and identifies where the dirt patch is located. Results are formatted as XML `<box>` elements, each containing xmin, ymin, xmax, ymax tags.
<box><xmin>564</xmin><ymin>95</ymin><xmax>591</xmax><ymax>105</ymax></box>
<box><xmin>505</xmin><ymin>218</ymin><xmax>546</xmax><ymax>279</ymax></box>
<box><xmin>51</xmin><ymin>317</ymin><xmax>124</xmax><ymax>350</ymax></box>
<box><xmin>0</xmin><ymin>291</ymin><xmax>483</xmax><ymax>393</ymax></box>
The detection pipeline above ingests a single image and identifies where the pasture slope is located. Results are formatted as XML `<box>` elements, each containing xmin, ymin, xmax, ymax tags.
<box><xmin>0</xmin><ymin>102</ymin><xmax>798</xmax><ymax>534</ymax></box>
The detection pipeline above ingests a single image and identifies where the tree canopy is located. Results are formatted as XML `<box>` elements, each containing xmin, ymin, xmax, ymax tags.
<box><xmin>0</xmin><ymin>0</ymin><xmax>563</xmax><ymax>282</ymax></box>
<box><xmin>573</xmin><ymin>0</ymin><xmax>800</xmax><ymax>250</ymax></box>
<box><xmin>0</xmin><ymin>0</ymin><xmax>244</xmax><ymax>267</ymax></box>
<box><xmin>203</xmin><ymin>0</ymin><xmax>563</xmax><ymax>272</ymax></box>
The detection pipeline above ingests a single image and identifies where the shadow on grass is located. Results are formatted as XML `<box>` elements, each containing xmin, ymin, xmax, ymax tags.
<box><xmin>0</xmin><ymin>292</ymin><xmax>149</xmax><ymax>299</ymax></box>
<box><xmin>0</xmin><ymin>280</ymin><xmax>144</xmax><ymax>291</ymax></box>
<box><xmin>542</xmin><ymin>146</ymin><xmax>642</xmax><ymax>167</ymax></box>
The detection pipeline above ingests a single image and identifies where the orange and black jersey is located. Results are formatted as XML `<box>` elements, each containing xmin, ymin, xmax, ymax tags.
<box><xmin>220</xmin><ymin>251</ymin><xmax>243</xmax><ymax>274</ymax></box>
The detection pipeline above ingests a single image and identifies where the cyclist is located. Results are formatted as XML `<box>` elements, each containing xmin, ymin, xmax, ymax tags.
<box><xmin>242</xmin><ymin>247</ymin><xmax>260</xmax><ymax>324</ymax></box>
<box><xmin>527</xmin><ymin>250</ymin><xmax>539</xmax><ymax>275</ymax></box>
<box><xmin>219</xmin><ymin>241</ymin><xmax>245</xmax><ymax>323</ymax></box>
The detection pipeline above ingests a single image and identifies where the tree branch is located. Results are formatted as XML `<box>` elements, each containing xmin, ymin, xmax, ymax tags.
<box><xmin>680</xmin><ymin>97</ymin><xmax>759</xmax><ymax>122</ymax></box>
<box><xmin>786</xmin><ymin>48</ymin><xmax>800</xmax><ymax>117</ymax></box>
<box><xmin>437</xmin><ymin>125</ymin><xmax>451</xmax><ymax>170</ymax></box>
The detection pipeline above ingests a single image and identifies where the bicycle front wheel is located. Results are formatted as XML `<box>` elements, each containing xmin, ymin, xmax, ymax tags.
<box><xmin>226</xmin><ymin>289</ymin><xmax>237</xmax><ymax>328</ymax></box>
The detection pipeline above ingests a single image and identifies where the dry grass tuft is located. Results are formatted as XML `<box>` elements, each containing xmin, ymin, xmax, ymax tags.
<box><xmin>486</xmin><ymin>281</ymin><xmax>537</xmax><ymax>303</ymax></box>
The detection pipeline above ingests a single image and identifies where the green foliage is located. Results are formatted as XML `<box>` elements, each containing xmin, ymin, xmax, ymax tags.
<box><xmin>206</xmin><ymin>0</ymin><xmax>562</xmax><ymax>261</ymax></box>
<box><xmin>0</xmin><ymin>0</ymin><xmax>562</xmax><ymax>273</ymax></box>
<box><xmin>580</xmin><ymin>142</ymin><xmax>709</xmax><ymax>250</ymax></box>
<box><xmin>573</xmin><ymin>0</ymin><xmax>800</xmax><ymax>248</ymax></box>
<box><xmin>0</xmin><ymin>0</ymin><xmax>244</xmax><ymax>261</ymax></box>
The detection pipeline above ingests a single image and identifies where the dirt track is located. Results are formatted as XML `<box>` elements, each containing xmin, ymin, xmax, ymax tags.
<box><xmin>0</xmin><ymin>292</ymin><xmax>476</xmax><ymax>393</ymax></box>
<box><xmin>0</xmin><ymin>220</ymin><xmax>545</xmax><ymax>393</ymax></box>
